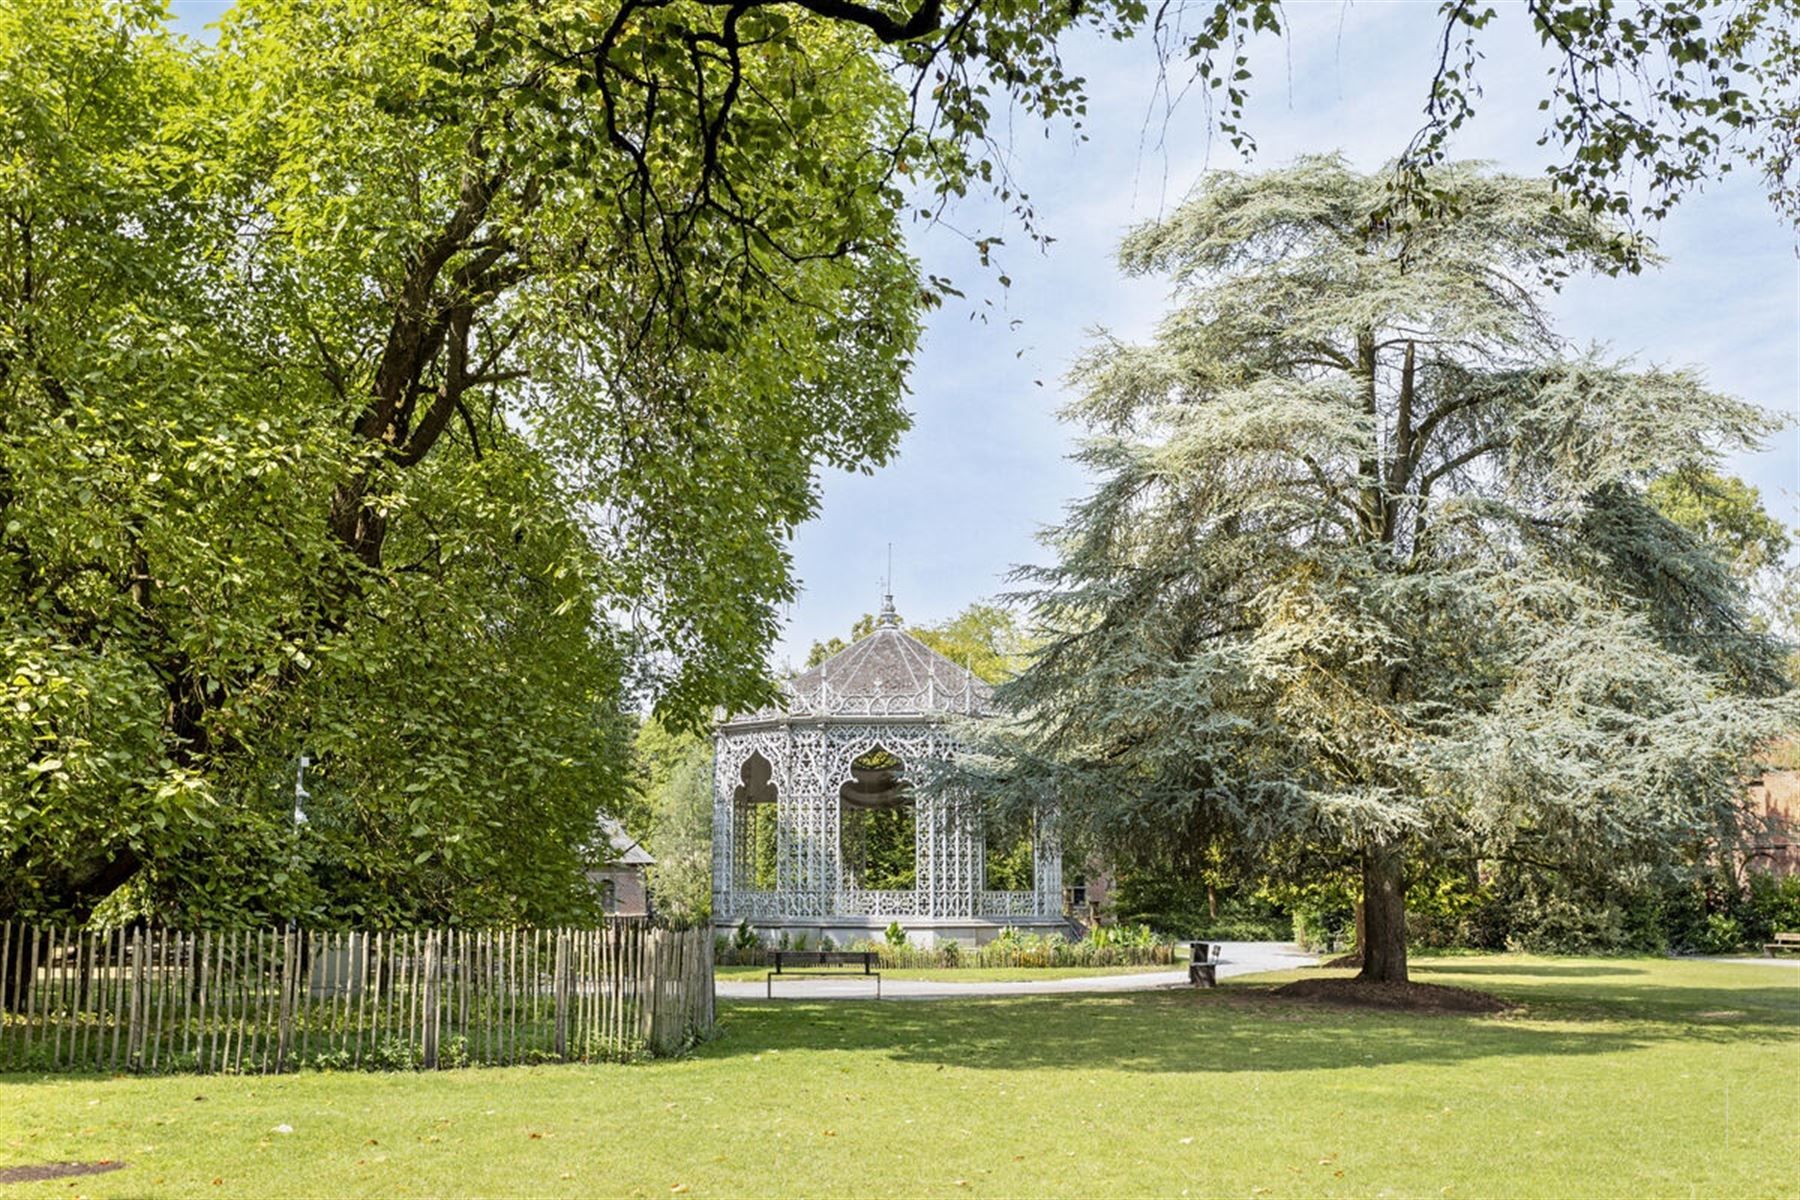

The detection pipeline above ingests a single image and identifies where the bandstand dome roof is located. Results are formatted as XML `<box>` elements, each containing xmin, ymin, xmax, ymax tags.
<box><xmin>724</xmin><ymin>596</ymin><xmax>992</xmax><ymax>725</ymax></box>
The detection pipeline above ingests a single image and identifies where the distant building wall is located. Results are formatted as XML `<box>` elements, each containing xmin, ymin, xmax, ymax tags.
<box><xmin>590</xmin><ymin>866</ymin><xmax>651</xmax><ymax>917</ymax></box>
<box><xmin>1745</xmin><ymin>768</ymin><xmax>1799</xmax><ymax>878</ymax></box>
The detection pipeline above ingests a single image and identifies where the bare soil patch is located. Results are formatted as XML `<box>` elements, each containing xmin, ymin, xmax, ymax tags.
<box><xmin>0</xmin><ymin>1161</ymin><xmax>126</xmax><ymax>1185</ymax></box>
<box><xmin>1272</xmin><ymin>976</ymin><xmax>1512</xmax><ymax>1014</ymax></box>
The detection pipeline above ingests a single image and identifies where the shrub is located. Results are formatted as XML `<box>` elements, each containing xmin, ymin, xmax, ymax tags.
<box><xmin>366</xmin><ymin>1037</ymin><xmax>423</xmax><ymax>1072</ymax></box>
<box><xmin>1697</xmin><ymin>913</ymin><xmax>1746</xmax><ymax>955</ymax></box>
<box><xmin>1740</xmin><ymin>872</ymin><xmax>1800</xmax><ymax>943</ymax></box>
<box><xmin>885</xmin><ymin>921</ymin><xmax>908</xmax><ymax>948</ymax></box>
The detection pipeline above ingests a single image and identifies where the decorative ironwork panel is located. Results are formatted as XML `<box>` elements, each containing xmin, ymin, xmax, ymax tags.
<box><xmin>978</xmin><ymin>891</ymin><xmax>1041</xmax><ymax>918</ymax></box>
<box><xmin>838</xmin><ymin>890</ymin><xmax>920</xmax><ymax>917</ymax></box>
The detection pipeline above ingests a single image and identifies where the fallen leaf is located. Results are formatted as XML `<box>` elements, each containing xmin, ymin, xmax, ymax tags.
<box><xmin>671</xmin><ymin>1186</ymin><xmax>689</xmax><ymax>1195</ymax></box>
<box><xmin>272</xmin><ymin>1124</ymin><xmax>294</xmax><ymax>1135</ymax></box>
<box><xmin>529</xmin><ymin>1133</ymin><xmax>544</xmax><ymax>1140</ymax></box>
<box><xmin>1179</xmin><ymin>1137</ymin><xmax>1193</xmax><ymax>1146</ymax></box>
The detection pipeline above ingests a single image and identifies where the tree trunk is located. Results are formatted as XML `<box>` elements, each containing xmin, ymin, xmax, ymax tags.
<box><xmin>1358</xmin><ymin>843</ymin><xmax>1408</xmax><ymax>984</ymax></box>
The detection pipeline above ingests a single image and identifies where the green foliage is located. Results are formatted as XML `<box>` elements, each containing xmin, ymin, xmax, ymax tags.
<box><xmin>714</xmin><ymin>925</ymin><xmax>1175</xmax><ymax>968</ymax></box>
<box><xmin>1082</xmin><ymin>922</ymin><xmax>1160</xmax><ymax>950</ymax></box>
<box><xmin>982</xmin><ymin>809</ymin><xmax>1034</xmax><ymax>891</ymax></box>
<box><xmin>843</xmin><ymin>806</ymin><xmax>916</xmax><ymax>890</ymax></box>
<box><xmin>365</xmin><ymin>1037</ymin><xmax>425</xmax><ymax>1073</ymax></box>
<box><xmin>747</xmin><ymin>805</ymin><xmax>780</xmax><ymax>892</ymax></box>
<box><xmin>840</xmin><ymin>747</ymin><xmax>916</xmax><ymax>890</ymax></box>
<box><xmin>867</xmin><ymin>928</ymin><xmax>1173</xmax><ymax>969</ymax></box>
<box><xmin>1266</xmin><ymin>876</ymin><xmax>1359</xmax><ymax>954</ymax></box>
<box><xmin>1648</xmin><ymin>470</ymin><xmax>1792</xmax><ymax>576</ymax></box>
<box><xmin>1647</xmin><ymin>470</ymin><xmax>1799</xmax><ymax>675</ymax></box>
<box><xmin>632</xmin><ymin>719</ymin><xmax>714</xmax><ymax>927</ymax></box>
<box><xmin>910</xmin><ymin>604</ymin><xmax>1037</xmax><ymax>685</ymax></box>
<box><xmin>1109</xmin><ymin>867</ymin><xmax>1290</xmax><ymax>940</ymax></box>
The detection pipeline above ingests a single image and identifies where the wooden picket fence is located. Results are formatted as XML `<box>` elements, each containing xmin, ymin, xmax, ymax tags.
<box><xmin>0</xmin><ymin>920</ymin><xmax>713</xmax><ymax>1075</ymax></box>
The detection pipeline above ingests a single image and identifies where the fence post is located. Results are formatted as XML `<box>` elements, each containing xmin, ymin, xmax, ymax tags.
<box><xmin>128</xmin><ymin>927</ymin><xmax>146</xmax><ymax>1071</ymax></box>
<box><xmin>276</xmin><ymin>929</ymin><xmax>295</xmax><ymax>1073</ymax></box>
<box><xmin>421</xmin><ymin>931</ymin><xmax>440</xmax><ymax>1070</ymax></box>
<box><xmin>553</xmin><ymin>930</ymin><xmax>569</xmax><ymax>1061</ymax></box>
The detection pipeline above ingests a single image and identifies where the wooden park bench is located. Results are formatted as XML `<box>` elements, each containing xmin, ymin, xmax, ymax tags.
<box><xmin>1187</xmin><ymin>942</ymin><xmax>1224</xmax><ymax>988</ymax></box>
<box><xmin>766</xmin><ymin>950</ymin><xmax>881</xmax><ymax>998</ymax></box>
<box><xmin>1765</xmin><ymin>931</ymin><xmax>1800</xmax><ymax>956</ymax></box>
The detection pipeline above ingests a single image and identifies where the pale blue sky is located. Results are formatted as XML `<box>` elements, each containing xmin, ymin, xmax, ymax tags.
<box><xmin>778</xmin><ymin>5</ymin><xmax>1798</xmax><ymax>664</ymax></box>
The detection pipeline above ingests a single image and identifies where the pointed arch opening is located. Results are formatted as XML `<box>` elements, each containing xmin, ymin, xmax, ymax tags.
<box><xmin>731</xmin><ymin>751</ymin><xmax>778</xmax><ymax>891</ymax></box>
<box><xmin>838</xmin><ymin>747</ymin><xmax>916</xmax><ymax>891</ymax></box>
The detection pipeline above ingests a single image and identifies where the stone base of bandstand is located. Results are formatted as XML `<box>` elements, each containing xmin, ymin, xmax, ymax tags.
<box><xmin>715</xmin><ymin>915</ymin><xmax>1071</xmax><ymax>949</ymax></box>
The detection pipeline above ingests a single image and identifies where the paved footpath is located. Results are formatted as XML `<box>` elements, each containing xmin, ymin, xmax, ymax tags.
<box><xmin>718</xmin><ymin>940</ymin><xmax>1318</xmax><ymax>1002</ymax></box>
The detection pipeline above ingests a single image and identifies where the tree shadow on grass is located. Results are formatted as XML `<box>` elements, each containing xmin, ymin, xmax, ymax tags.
<box><xmin>702</xmin><ymin>979</ymin><xmax>1797</xmax><ymax>1078</ymax></box>
<box><xmin>1416</xmin><ymin>962</ymin><xmax>1648</xmax><ymax>978</ymax></box>
<box><xmin>1405</xmin><ymin>961</ymin><xmax>1800</xmax><ymax>1017</ymax></box>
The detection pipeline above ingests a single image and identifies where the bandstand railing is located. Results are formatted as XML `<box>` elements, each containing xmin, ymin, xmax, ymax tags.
<box><xmin>978</xmin><ymin>891</ymin><xmax>1043</xmax><ymax>918</ymax></box>
<box><xmin>835</xmin><ymin>890</ymin><xmax>919</xmax><ymax>918</ymax></box>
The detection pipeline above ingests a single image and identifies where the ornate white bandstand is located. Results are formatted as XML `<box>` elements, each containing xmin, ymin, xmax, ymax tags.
<box><xmin>712</xmin><ymin>598</ymin><xmax>1063</xmax><ymax>946</ymax></box>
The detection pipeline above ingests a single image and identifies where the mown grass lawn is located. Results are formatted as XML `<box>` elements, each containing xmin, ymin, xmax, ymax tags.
<box><xmin>1</xmin><ymin>956</ymin><xmax>1794</xmax><ymax>1198</ymax></box>
<box><xmin>713</xmin><ymin>962</ymin><xmax>1179</xmax><ymax>983</ymax></box>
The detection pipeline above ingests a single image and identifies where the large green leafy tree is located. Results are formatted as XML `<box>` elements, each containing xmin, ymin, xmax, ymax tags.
<box><xmin>4</xmin><ymin>0</ymin><xmax>1105</xmax><ymax>936</ymax></box>
<box><xmin>990</xmin><ymin>157</ymin><xmax>1796</xmax><ymax>984</ymax></box>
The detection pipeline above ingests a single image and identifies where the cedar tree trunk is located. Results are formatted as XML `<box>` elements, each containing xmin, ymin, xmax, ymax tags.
<box><xmin>1358</xmin><ymin>842</ymin><xmax>1408</xmax><ymax>983</ymax></box>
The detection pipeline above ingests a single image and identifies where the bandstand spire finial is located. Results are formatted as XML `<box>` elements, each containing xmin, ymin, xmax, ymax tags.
<box><xmin>877</xmin><ymin>543</ymin><xmax>900</xmax><ymax>628</ymax></box>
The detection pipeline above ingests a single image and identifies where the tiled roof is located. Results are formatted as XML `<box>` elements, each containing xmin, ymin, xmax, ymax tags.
<box><xmin>725</xmin><ymin>603</ymin><xmax>992</xmax><ymax>725</ymax></box>
<box><xmin>597</xmin><ymin>816</ymin><xmax>655</xmax><ymax>865</ymax></box>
